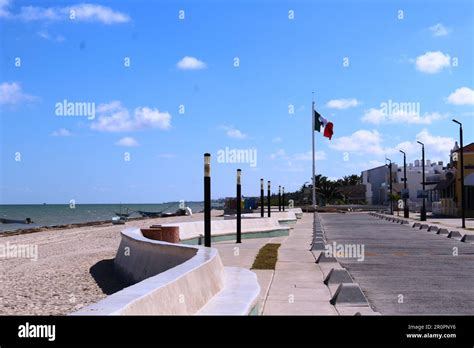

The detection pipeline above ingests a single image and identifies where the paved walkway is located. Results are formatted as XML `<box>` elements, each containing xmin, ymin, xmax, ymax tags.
<box><xmin>320</xmin><ymin>212</ymin><xmax>474</xmax><ymax>315</ymax></box>
<box><xmin>214</xmin><ymin>214</ymin><xmax>337</xmax><ymax>315</ymax></box>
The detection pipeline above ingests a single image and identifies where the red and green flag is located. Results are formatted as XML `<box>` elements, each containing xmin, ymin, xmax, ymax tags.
<box><xmin>313</xmin><ymin>110</ymin><xmax>334</xmax><ymax>140</ymax></box>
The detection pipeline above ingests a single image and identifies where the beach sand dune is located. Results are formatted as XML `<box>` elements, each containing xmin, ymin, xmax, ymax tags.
<box><xmin>0</xmin><ymin>211</ymin><xmax>223</xmax><ymax>315</ymax></box>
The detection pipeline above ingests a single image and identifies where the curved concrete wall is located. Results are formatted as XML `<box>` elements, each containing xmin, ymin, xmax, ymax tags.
<box><xmin>239</xmin><ymin>212</ymin><xmax>298</xmax><ymax>224</ymax></box>
<box><xmin>163</xmin><ymin>217</ymin><xmax>290</xmax><ymax>243</ymax></box>
<box><xmin>115</xmin><ymin>228</ymin><xmax>198</xmax><ymax>283</ymax></box>
<box><xmin>74</xmin><ymin>228</ymin><xmax>225</xmax><ymax>315</ymax></box>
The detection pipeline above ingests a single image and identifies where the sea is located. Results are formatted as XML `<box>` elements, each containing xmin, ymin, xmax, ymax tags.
<box><xmin>0</xmin><ymin>202</ymin><xmax>211</xmax><ymax>233</ymax></box>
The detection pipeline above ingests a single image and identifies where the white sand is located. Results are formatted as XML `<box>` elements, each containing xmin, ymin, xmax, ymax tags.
<box><xmin>0</xmin><ymin>211</ymin><xmax>223</xmax><ymax>315</ymax></box>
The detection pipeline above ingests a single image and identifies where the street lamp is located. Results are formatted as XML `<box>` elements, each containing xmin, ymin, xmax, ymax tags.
<box><xmin>453</xmin><ymin>119</ymin><xmax>466</xmax><ymax>229</ymax></box>
<box><xmin>417</xmin><ymin>141</ymin><xmax>427</xmax><ymax>221</ymax></box>
<box><xmin>386</xmin><ymin>157</ymin><xmax>393</xmax><ymax>215</ymax></box>
<box><xmin>399</xmin><ymin>150</ymin><xmax>409</xmax><ymax>218</ymax></box>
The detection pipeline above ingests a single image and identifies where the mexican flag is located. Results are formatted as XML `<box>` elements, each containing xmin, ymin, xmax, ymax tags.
<box><xmin>313</xmin><ymin>110</ymin><xmax>322</xmax><ymax>132</ymax></box>
<box><xmin>313</xmin><ymin>110</ymin><xmax>334</xmax><ymax>140</ymax></box>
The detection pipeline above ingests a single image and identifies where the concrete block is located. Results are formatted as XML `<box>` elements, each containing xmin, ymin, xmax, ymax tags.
<box><xmin>427</xmin><ymin>226</ymin><xmax>439</xmax><ymax>232</ymax></box>
<box><xmin>329</xmin><ymin>283</ymin><xmax>369</xmax><ymax>307</ymax></box>
<box><xmin>316</xmin><ymin>253</ymin><xmax>338</xmax><ymax>264</ymax></box>
<box><xmin>461</xmin><ymin>234</ymin><xmax>474</xmax><ymax>244</ymax></box>
<box><xmin>413</xmin><ymin>223</ymin><xmax>421</xmax><ymax>228</ymax></box>
<box><xmin>324</xmin><ymin>268</ymin><xmax>353</xmax><ymax>285</ymax></box>
<box><xmin>437</xmin><ymin>228</ymin><xmax>449</xmax><ymax>235</ymax></box>
<box><xmin>448</xmin><ymin>231</ymin><xmax>463</xmax><ymax>240</ymax></box>
<box><xmin>311</xmin><ymin>242</ymin><xmax>326</xmax><ymax>251</ymax></box>
<box><xmin>420</xmin><ymin>224</ymin><xmax>429</xmax><ymax>230</ymax></box>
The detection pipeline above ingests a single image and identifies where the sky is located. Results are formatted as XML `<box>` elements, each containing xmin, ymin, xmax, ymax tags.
<box><xmin>0</xmin><ymin>0</ymin><xmax>473</xmax><ymax>204</ymax></box>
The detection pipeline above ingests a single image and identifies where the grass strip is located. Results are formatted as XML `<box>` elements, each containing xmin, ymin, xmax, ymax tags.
<box><xmin>251</xmin><ymin>243</ymin><xmax>281</xmax><ymax>270</ymax></box>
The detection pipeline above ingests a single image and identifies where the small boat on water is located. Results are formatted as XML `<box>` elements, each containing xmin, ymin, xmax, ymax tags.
<box><xmin>137</xmin><ymin>210</ymin><xmax>162</xmax><ymax>218</ymax></box>
<box><xmin>0</xmin><ymin>217</ymin><xmax>33</xmax><ymax>224</ymax></box>
<box><xmin>112</xmin><ymin>216</ymin><xmax>127</xmax><ymax>225</ymax></box>
<box><xmin>114</xmin><ymin>204</ymin><xmax>131</xmax><ymax>218</ymax></box>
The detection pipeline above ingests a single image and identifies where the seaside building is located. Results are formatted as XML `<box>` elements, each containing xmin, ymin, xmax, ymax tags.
<box><xmin>396</xmin><ymin>159</ymin><xmax>445</xmax><ymax>212</ymax></box>
<box><xmin>432</xmin><ymin>142</ymin><xmax>474</xmax><ymax>217</ymax></box>
<box><xmin>362</xmin><ymin>159</ymin><xmax>446</xmax><ymax>211</ymax></box>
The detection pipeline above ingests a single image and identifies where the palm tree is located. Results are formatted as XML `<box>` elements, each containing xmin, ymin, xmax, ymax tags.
<box><xmin>316</xmin><ymin>179</ymin><xmax>342</xmax><ymax>205</ymax></box>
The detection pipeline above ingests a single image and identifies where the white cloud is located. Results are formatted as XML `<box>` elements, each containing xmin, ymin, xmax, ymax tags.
<box><xmin>115</xmin><ymin>137</ymin><xmax>139</xmax><ymax>147</ymax></box>
<box><xmin>361</xmin><ymin>108</ymin><xmax>385</xmax><ymax>124</ymax></box>
<box><xmin>38</xmin><ymin>30</ymin><xmax>65</xmax><ymax>42</ymax></box>
<box><xmin>270</xmin><ymin>148</ymin><xmax>326</xmax><ymax>161</ymax></box>
<box><xmin>361</xmin><ymin>108</ymin><xmax>444</xmax><ymax>124</ymax></box>
<box><xmin>270</xmin><ymin>148</ymin><xmax>326</xmax><ymax>172</ymax></box>
<box><xmin>386</xmin><ymin>129</ymin><xmax>455</xmax><ymax>162</ymax></box>
<box><xmin>176</xmin><ymin>56</ymin><xmax>207</xmax><ymax>70</ymax></box>
<box><xmin>331</xmin><ymin>128</ymin><xmax>455</xmax><ymax>165</ymax></box>
<box><xmin>157</xmin><ymin>153</ymin><xmax>176</xmax><ymax>159</ymax></box>
<box><xmin>329</xmin><ymin>130</ymin><xmax>385</xmax><ymax>155</ymax></box>
<box><xmin>65</xmin><ymin>4</ymin><xmax>130</xmax><ymax>24</ymax></box>
<box><xmin>51</xmin><ymin>128</ymin><xmax>72</xmax><ymax>137</ymax></box>
<box><xmin>292</xmin><ymin>150</ymin><xmax>327</xmax><ymax>161</ymax></box>
<box><xmin>429</xmin><ymin>23</ymin><xmax>450</xmax><ymax>37</ymax></box>
<box><xmin>415</xmin><ymin>129</ymin><xmax>455</xmax><ymax>157</ymax></box>
<box><xmin>415</xmin><ymin>51</ymin><xmax>451</xmax><ymax>74</ymax></box>
<box><xmin>326</xmin><ymin>98</ymin><xmax>360</xmax><ymax>109</ymax></box>
<box><xmin>446</xmin><ymin>87</ymin><xmax>474</xmax><ymax>105</ymax></box>
<box><xmin>273</xmin><ymin>137</ymin><xmax>283</xmax><ymax>143</ymax></box>
<box><xmin>0</xmin><ymin>82</ymin><xmax>38</xmax><ymax>105</ymax></box>
<box><xmin>0</xmin><ymin>0</ymin><xmax>10</xmax><ymax>17</ymax></box>
<box><xmin>227</xmin><ymin>128</ymin><xmax>246</xmax><ymax>139</ymax></box>
<box><xmin>220</xmin><ymin>126</ymin><xmax>247</xmax><ymax>139</ymax></box>
<box><xmin>91</xmin><ymin>101</ymin><xmax>171</xmax><ymax>132</ymax></box>
<box><xmin>3</xmin><ymin>3</ymin><xmax>130</xmax><ymax>24</ymax></box>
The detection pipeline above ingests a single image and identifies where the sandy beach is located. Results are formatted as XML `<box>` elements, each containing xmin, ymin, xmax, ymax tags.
<box><xmin>0</xmin><ymin>211</ymin><xmax>223</xmax><ymax>315</ymax></box>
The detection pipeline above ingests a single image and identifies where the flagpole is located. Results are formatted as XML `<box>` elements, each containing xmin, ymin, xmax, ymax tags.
<box><xmin>312</xmin><ymin>92</ymin><xmax>316</xmax><ymax>210</ymax></box>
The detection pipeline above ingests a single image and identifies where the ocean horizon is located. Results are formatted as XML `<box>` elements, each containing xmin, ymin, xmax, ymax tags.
<box><xmin>0</xmin><ymin>202</ymin><xmax>216</xmax><ymax>232</ymax></box>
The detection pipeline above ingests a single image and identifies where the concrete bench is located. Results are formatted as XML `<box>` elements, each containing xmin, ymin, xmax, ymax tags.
<box><xmin>72</xmin><ymin>228</ymin><xmax>259</xmax><ymax>315</ymax></box>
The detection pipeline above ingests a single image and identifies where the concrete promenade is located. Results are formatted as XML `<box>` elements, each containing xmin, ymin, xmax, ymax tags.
<box><xmin>320</xmin><ymin>212</ymin><xmax>474</xmax><ymax>315</ymax></box>
<box><xmin>214</xmin><ymin>213</ymin><xmax>338</xmax><ymax>315</ymax></box>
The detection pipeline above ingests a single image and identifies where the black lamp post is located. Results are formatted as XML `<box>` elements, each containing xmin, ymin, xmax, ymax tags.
<box><xmin>236</xmin><ymin>169</ymin><xmax>242</xmax><ymax>243</ymax></box>
<box><xmin>278</xmin><ymin>185</ymin><xmax>282</xmax><ymax>212</ymax></box>
<box><xmin>282</xmin><ymin>186</ymin><xmax>285</xmax><ymax>212</ymax></box>
<box><xmin>204</xmin><ymin>153</ymin><xmax>211</xmax><ymax>247</ymax></box>
<box><xmin>453</xmin><ymin>119</ymin><xmax>466</xmax><ymax>229</ymax></box>
<box><xmin>417</xmin><ymin>141</ymin><xmax>427</xmax><ymax>221</ymax></box>
<box><xmin>260</xmin><ymin>178</ymin><xmax>264</xmax><ymax>218</ymax></box>
<box><xmin>267</xmin><ymin>181</ymin><xmax>271</xmax><ymax>217</ymax></box>
<box><xmin>400</xmin><ymin>150</ymin><xmax>409</xmax><ymax>218</ymax></box>
<box><xmin>386</xmin><ymin>158</ymin><xmax>393</xmax><ymax>215</ymax></box>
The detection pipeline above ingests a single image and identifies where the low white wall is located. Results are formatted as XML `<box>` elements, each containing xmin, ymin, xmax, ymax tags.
<box><xmin>73</xmin><ymin>228</ymin><xmax>225</xmax><ymax>315</ymax></box>
<box><xmin>164</xmin><ymin>217</ymin><xmax>290</xmax><ymax>242</ymax></box>
<box><xmin>240</xmin><ymin>211</ymin><xmax>297</xmax><ymax>222</ymax></box>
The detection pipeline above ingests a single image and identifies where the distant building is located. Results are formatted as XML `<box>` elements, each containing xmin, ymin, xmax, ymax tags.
<box><xmin>432</xmin><ymin>142</ymin><xmax>474</xmax><ymax>217</ymax></box>
<box><xmin>361</xmin><ymin>164</ymin><xmax>399</xmax><ymax>205</ymax></box>
<box><xmin>362</xmin><ymin>159</ymin><xmax>446</xmax><ymax>211</ymax></box>
<box><xmin>396</xmin><ymin>159</ymin><xmax>444</xmax><ymax>211</ymax></box>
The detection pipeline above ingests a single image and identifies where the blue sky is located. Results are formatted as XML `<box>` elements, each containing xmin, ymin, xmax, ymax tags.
<box><xmin>1</xmin><ymin>0</ymin><xmax>473</xmax><ymax>204</ymax></box>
